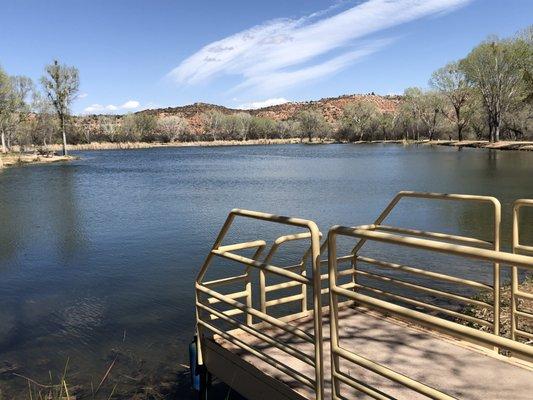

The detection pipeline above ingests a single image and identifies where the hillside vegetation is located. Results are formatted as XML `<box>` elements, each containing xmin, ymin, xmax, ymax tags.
<box><xmin>1</xmin><ymin>26</ymin><xmax>531</xmax><ymax>151</ymax></box>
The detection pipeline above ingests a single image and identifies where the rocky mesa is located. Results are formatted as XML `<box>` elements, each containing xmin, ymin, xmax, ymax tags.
<box><xmin>137</xmin><ymin>93</ymin><xmax>401</xmax><ymax>134</ymax></box>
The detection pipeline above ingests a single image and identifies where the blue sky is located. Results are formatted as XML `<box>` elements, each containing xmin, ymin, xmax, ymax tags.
<box><xmin>1</xmin><ymin>0</ymin><xmax>531</xmax><ymax>114</ymax></box>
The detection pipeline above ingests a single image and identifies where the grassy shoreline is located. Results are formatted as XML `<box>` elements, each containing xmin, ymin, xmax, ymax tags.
<box><xmin>45</xmin><ymin>138</ymin><xmax>533</xmax><ymax>152</ymax></box>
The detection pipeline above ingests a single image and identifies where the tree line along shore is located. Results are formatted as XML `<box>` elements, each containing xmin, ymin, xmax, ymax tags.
<box><xmin>1</xmin><ymin>26</ymin><xmax>531</xmax><ymax>162</ymax></box>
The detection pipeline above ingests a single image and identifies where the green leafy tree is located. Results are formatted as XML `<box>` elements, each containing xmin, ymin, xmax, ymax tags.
<box><xmin>460</xmin><ymin>36</ymin><xmax>531</xmax><ymax>141</ymax></box>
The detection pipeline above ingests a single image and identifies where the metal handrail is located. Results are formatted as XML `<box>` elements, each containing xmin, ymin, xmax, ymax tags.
<box><xmin>195</xmin><ymin>208</ymin><xmax>324</xmax><ymax>400</ymax></box>
<box><xmin>350</xmin><ymin>191</ymin><xmax>502</xmax><ymax>335</ymax></box>
<box><xmin>512</xmin><ymin>199</ymin><xmax>533</xmax><ymax>341</ymax></box>
<box><xmin>194</xmin><ymin>192</ymin><xmax>531</xmax><ymax>400</ymax></box>
<box><xmin>328</xmin><ymin>224</ymin><xmax>533</xmax><ymax>400</ymax></box>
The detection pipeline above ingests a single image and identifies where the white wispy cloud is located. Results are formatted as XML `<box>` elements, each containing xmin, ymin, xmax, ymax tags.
<box><xmin>237</xmin><ymin>97</ymin><xmax>289</xmax><ymax>110</ymax></box>
<box><xmin>78</xmin><ymin>92</ymin><xmax>88</xmax><ymax>99</ymax></box>
<box><xmin>83</xmin><ymin>100</ymin><xmax>141</xmax><ymax>114</ymax></box>
<box><xmin>168</xmin><ymin>0</ymin><xmax>470</xmax><ymax>94</ymax></box>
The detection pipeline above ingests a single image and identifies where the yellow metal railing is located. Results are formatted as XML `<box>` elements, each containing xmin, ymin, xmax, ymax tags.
<box><xmin>512</xmin><ymin>199</ymin><xmax>533</xmax><ymax>342</ymax></box>
<box><xmin>350</xmin><ymin>191</ymin><xmax>501</xmax><ymax>335</ymax></box>
<box><xmin>195</xmin><ymin>209</ymin><xmax>325</xmax><ymax>400</ymax></box>
<box><xmin>328</xmin><ymin>225</ymin><xmax>533</xmax><ymax>400</ymax></box>
<box><xmin>194</xmin><ymin>192</ymin><xmax>532</xmax><ymax>400</ymax></box>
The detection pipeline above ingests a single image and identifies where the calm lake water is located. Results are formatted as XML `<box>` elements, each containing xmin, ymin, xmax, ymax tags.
<box><xmin>1</xmin><ymin>143</ymin><xmax>532</xmax><ymax>398</ymax></box>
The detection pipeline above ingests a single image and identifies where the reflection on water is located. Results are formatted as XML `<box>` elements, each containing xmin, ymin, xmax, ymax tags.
<box><xmin>0</xmin><ymin>144</ymin><xmax>532</xmax><ymax>397</ymax></box>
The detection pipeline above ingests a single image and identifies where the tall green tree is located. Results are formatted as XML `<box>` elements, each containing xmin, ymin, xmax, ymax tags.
<box><xmin>460</xmin><ymin>36</ymin><xmax>531</xmax><ymax>142</ymax></box>
<box><xmin>41</xmin><ymin>60</ymin><xmax>79</xmax><ymax>155</ymax></box>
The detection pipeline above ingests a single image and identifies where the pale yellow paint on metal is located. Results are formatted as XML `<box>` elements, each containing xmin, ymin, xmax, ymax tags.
<box><xmin>194</xmin><ymin>192</ymin><xmax>532</xmax><ymax>400</ymax></box>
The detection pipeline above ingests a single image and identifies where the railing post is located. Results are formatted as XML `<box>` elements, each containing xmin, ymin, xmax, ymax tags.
<box><xmin>328</xmin><ymin>230</ymin><xmax>341</xmax><ymax>399</ymax></box>
<box><xmin>300</xmin><ymin>260</ymin><xmax>308</xmax><ymax>314</ymax></box>
<box><xmin>492</xmin><ymin>200</ymin><xmax>501</xmax><ymax>341</ymax></box>
<box><xmin>309</xmin><ymin>222</ymin><xmax>324</xmax><ymax>400</ymax></box>
<box><xmin>247</xmin><ymin>245</ymin><xmax>265</xmax><ymax>325</ymax></box>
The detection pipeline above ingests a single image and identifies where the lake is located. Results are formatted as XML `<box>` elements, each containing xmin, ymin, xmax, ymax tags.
<box><xmin>1</xmin><ymin>143</ymin><xmax>532</xmax><ymax>398</ymax></box>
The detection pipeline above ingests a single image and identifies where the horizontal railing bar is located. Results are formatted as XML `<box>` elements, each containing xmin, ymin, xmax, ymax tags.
<box><xmin>390</xmin><ymin>191</ymin><xmax>499</xmax><ymax>203</ymax></box>
<box><xmin>515</xmin><ymin>329</ymin><xmax>533</xmax><ymax>340</ymax></box>
<box><xmin>203</xmin><ymin>274</ymin><xmax>248</xmax><ymax>288</ymax></box>
<box><xmin>321</xmin><ymin>282</ymin><xmax>355</xmax><ymax>295</ymax></box>
<box><xmin>515</xmin><ymin>244</ymin><xmax>533</xmax><ymax>256</ymax></box>
<box><xmin>212</xmin><ymin>250</ymin><xmax>311</xmax><ymax>285</ymax></box>
<box><xmin>334</xmin><ymin>227</ymin><xmax>533</xmax><ymax>270</ymax></box>
<box><xmin>374</xmin><ymin>225</ymin><xmax>493</xmax><ymax>248</ymax></box>
<box><xmin>334</xmin><ymin>345</ymin><xmax>454</xmax><ymax>400</ymax></box>
<box><xmin>284</xmin><ymin>263</ymin><xmax>304</xmax><ymax>271</ymax></box>
<box><xmin>355</xmin><ymin>270</ymin><xmax>492</xmax><ymax>308</ymax></box>
<box><xmin>333</xmin><ymin>286</ymin><xmax>533</xmax><ymax>359</ymax></box>
<box><xmin>266</xmin><ymin>266</ymin><xmax>353</xmax><ymax>293</ymax></box>
<box><xmin>332</xmin><ymin>369</ymin><xmax>394</xmax><ymax>400</ymax></box>
<box><xmin>515</xmin><ymin>290</ymin><xmax>533</xmax><ymax>301</ymax></box>
<box><xmin>274</xmin><ymin>232</ymin><xmax>312</xmax><ymax>245</ymax></box>
<box><xmin>207</xmin><ymin>290</ymin><xmax>249</xmax><ymax>304</ymax></box>
<box><xmin>320</xmin><ymin>255</ymin><xmax>353</xmax><ymax>266</ymax></box>
<box><xmin>352</xmin><ymin>283</ymin><xmax>491</xmax><ymax>327</ymax></box>
<box><xmin>208</xmin><ymin>307</ymin><xmax>243</xmax><ymax>320</ymax></box>
<box><xmin>265</xmin><ymin>281</ymin><xmax>301</xmax><ymax>292</ymax></box>
<box><xmin>197</xmin><ymin>302</ymin><xmax>315</xmax><ymax>366</ymax></box>
<box><xmin>265</xmin><ymin>293</ymin><xmax>305</xmax><ymax>308</ymax></box>
<box><xmin>356</xmin><ymin>256</ymin><xmax>492</xmax><ymax>291</ymax></box>
<box><xmin>217</xmin><ymin>240</ymin><xmax>266</xmax><ymax>253</ymax></box>
<box><xmin>515</xmin><ymin>310</ymin><xmax>533</xmax><ymax>320</ymax></box>
<box><xmin>321</xmin><ymin>269</ymin><xmax>355</xmax><ymax>280</ymax></box>
<box><xmin>230</xmin><ymin>208</ymin><xmax>319</xmax><ymax>231</ymax></box>
<box><xmin>198</xmin><ymin>319</ymin><xmax>316</xmax><ymax>389</ymax></box>
<box><xmin>196</xmin><ymin>284</ymin><xmax>314</xmax><ymax>343</ymax></box>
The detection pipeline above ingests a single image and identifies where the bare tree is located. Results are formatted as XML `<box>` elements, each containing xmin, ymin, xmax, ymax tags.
<box><xmin>32</xmin><ymin>93</ymin><xmax>58</xmax><ymax>148</ymax></box>
<box><xmin>296</xmin><ymin>109</ymin><xmax>327</xmax><ymax>142</ymax></box>
<box><xmin>403</xmin><ymin>88</ymin><xmax>444</xmax><ymax>140</ymax></box>
<box><xmin>157</xmin><ymin>115</ymin><xmax>190</xmax><ymax>142</ymax></box>
<box><xmin>0</xmin><ymin>66</ymin><xmax>12</xmax><ymax>153</ymax></box>
<box><xmin>202</xmin><ymin>110</ymin><xmax>225</xmax><ymax>141</ymax></box>
<box><xmin>340</xmin><ymin>101</ymin><xmax>379</xmax><ymax>141</ymax></box>
<box><xmin>234</xmin><ymin>112</ymin><xmax>252</xmax><ymax>141</ymax></box>
<box><xmin>430</xmin><ymin>61</ymin><xmax>473</xmax><ymax>141</ymax></box>
<box><xmin>41</xmin><ymin>60</ymin><xmax>79</xmax><ymax>155</ymax></box>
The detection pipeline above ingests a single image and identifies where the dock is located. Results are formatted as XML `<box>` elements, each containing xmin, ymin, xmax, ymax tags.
<box><xmin>192</xmin><ymin>192</ymin><xmax>533</xmax><ymax>399</ymax></box>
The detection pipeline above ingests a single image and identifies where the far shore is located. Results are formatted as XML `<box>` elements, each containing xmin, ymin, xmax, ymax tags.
<box><xmin>43</xmin><ymin>138</ymin><xmax>533</xmax><ymax>152</ymax></box>
<box><xmin>2</xmin><ymin>138</ymin><xmax>532</xmax><ymax>169</ymax></box>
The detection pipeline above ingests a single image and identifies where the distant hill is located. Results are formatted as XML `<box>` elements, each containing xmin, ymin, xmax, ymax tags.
<box><xmin>138</xmin><ymin>93</ymin><xmax>401</xmax><ymax>134</ymax></box>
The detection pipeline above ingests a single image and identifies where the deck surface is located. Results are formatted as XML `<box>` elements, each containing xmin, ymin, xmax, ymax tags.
<box><xmin>216</xmin><ymin>307</ymin><xmax>533</xmax><ymax>399</ymax></box>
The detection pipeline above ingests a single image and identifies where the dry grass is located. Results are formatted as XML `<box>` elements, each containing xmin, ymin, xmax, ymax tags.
<box><xmin>0</xmin><ymin>153</ymin><xmax>74</xmax><ymax>168</ymax></box>
<box><xmin>45</xmin><ymin>138</ymin><xmax>301</xmax><ymax>152</ymax></box>
<box><xmin>461</xmin><ymin>274</ymin><xmax>533</xmax><ymax>342</ymax></box>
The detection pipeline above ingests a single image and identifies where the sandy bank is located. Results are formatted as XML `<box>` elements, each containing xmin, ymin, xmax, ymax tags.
<box><xmin>420</xmin><ymin>140</ymin><xmax>533</xmax><ymax>151</ymax></box>
<box><xmin>0</xmin><ymin>153</ymin><xmax>75</xmax><ymax>169</ymax></box>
